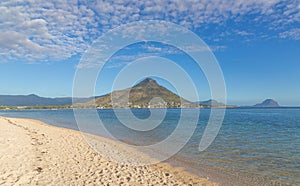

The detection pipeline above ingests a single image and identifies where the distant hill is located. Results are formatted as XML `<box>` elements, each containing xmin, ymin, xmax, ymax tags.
<box><xmin>194</xmin><ymin>99</ymin><xmax>225</xmax><ymax>107</ymax></box>
<box><xmin>0</xmin><ymin>94</ymin><xmax>90</xmax><ymax>106</ymax></box>
<box><xmin>87</xmin><ymin>78</ymin><xmax>195</xmax><ymax>108</ymax></box>
<box><xmin>253</xmin><ymin>99</ymin><xmax>280</xmax><ymax>107</ymax></box>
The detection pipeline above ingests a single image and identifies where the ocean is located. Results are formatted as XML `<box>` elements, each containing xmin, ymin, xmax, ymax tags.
<box><xmin>0</xmin><ymin>108</ymin><xmax>299</xmax><ymax>185</ymax></box>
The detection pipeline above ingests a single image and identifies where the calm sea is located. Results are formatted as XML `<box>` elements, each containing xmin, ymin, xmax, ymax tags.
<box><xmin>1</xmin><ymin>108</ymin><xmax>299</xmax><ymax>185</ymax></box>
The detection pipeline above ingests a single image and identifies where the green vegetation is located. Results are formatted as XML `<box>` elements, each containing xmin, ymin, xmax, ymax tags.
<box><xmin>84</xmin><ymin>78</ymin><xmax>198</xmax><ymax>108</ymax></box>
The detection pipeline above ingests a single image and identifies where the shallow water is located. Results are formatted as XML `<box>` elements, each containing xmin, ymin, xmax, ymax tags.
<box><xmin>1</xmin><ymin>108</ymin><xmax>299</xmax><ymax>185</ymax></box>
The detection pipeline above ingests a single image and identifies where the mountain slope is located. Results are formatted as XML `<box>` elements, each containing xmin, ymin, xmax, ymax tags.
<box><xmin>90</xmin><ymin>78</ymin><xmax>195</xmax><ymax>108</ymax></box>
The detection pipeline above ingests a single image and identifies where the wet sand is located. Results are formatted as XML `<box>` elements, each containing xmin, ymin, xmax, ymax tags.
<box><xmin>0</xmin><ymin>116</ymin><xmax>216</xmax><ymax>185</ymax></box>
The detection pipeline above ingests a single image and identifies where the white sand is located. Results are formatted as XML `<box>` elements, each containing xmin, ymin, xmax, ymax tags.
<box><xmin>0</xmin><ymin>116</ymin><xmax>217</xmax><ymax>185</ymax></box>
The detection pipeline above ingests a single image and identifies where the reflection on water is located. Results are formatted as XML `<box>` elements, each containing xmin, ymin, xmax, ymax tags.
<box><xmin>1</xmin><ymin>108</ymin><xmax>299</xmax><ymax>185</ymax></box>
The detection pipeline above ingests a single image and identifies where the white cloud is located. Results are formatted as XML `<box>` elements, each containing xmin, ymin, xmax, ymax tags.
<box><xmin>0</xmin><ymin>0</ymin><xmax>299</xmax><ymax>62</ymax></box>
<box><xmin>102</xmin><ymin>42</ymin><xmax>226</xmax><ymax>69</ymax></box>
<box><xmin>279</xmin><ymin>28</ymin><xmax>300</xmax><ymax>40</ymax></box>
<box><xmin>0</xmin><ymin>0</ymin><xmax>100</xmax><ymax>62</ymax></box>
<box><xmin>235</xmin><ymin>30</ymin><xmax>253</xmax><ymax>36</ymax></box>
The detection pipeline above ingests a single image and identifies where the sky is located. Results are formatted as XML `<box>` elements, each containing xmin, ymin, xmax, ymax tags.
<box><xmin>0</xmin><ymin>0</ymin><xmax>300</xmax><ymax>106</ymax></box>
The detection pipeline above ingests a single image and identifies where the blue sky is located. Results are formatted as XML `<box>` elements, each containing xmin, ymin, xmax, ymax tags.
<box><xmin>0</xmin><ymin>0</ymin><xmax>300</xmax><ymax>106</ymax></box>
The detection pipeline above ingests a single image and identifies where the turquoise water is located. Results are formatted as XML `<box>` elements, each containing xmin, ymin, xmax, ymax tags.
<box><xmin>1</xmin><ymin>108</ymin><xmax>299</xmax><ymax>185</ymax></box>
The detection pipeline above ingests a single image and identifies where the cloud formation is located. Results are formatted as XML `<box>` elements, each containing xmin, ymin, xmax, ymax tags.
<box><xmin>279</xmin><ymin>28</ymin><xmax>300</xmax><ymax>40</ymax></box>
<box><xmin>0</xmin><ymin>0</ymin><xmax>299</xmax><ymax>62</ymax></box>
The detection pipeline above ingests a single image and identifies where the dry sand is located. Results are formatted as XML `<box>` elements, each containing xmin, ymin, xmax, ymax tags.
<box><xmin>0</xmin><ymin>116</ymin><xmax>217</xmax><ymax>186</ymax></box>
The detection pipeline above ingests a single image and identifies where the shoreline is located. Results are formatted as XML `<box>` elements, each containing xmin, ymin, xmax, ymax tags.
<box><xmin>0</xmin><ymin>116</ymin><xmax>217</xmax><ymax>185</ymax></box>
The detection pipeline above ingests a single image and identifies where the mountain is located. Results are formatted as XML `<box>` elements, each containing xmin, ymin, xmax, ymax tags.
<box><xmin>0</xmin><ymin>94</ymin><xmax>90</xmax><ymax>106</ymax></box>
<box><xmin>194</xmin><ymin>99</ymin><xmax>225</xmax><ymax>107</ymax></box>
<box><xmin>253</xmin><ymin>99</ymin><xmax>280</xmax><ymax>107</ymax></box>
<box><xmin>88</xmin><ymin>78</ymin><xmax>195</xmax><ymax>108</ymax></box>
<box><xmin>0</xmin><ymin>78</ymin><xmax>228</xmax><ymax>108</ymax></box>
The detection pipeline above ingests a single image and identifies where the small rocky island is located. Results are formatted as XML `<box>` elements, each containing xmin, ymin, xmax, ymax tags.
<box><xmin>253</xmin><ymin>99</ymin><xmax>280</xmax><ymax>107</ymax></box>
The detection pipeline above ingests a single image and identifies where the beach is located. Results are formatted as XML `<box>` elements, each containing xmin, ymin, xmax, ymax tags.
<box><xmin>0</xmin><ymin>116</ymin><xmax>216</xmax><ymax>186</ymax></box>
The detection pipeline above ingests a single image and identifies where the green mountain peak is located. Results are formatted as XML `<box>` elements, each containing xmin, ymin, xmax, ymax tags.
<box><xmin>88</xmin><ymin>78</ymin><xmax>195</xmax><ymax>108</ymax></box>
